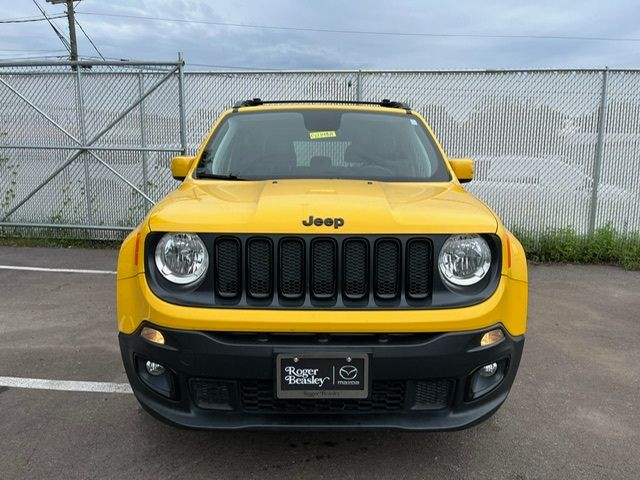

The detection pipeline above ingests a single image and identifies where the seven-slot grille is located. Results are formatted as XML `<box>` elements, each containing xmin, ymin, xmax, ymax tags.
<box><xmin>211</xmin><ymin>235</ymin><xmax>433</xmax><ymax>307</ymax></box>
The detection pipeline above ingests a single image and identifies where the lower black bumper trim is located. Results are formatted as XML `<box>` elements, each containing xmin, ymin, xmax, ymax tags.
<box><xmin>119</xmin><ymin>324</ymin><xmax>524</xmax><ymax>431</ymax></box>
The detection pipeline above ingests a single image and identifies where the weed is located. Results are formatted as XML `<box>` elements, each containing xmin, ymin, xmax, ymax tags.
<box><xmin>514</xmin><ymin>226</ymin><xmax>640</xmax><ymax>270</ymax></box>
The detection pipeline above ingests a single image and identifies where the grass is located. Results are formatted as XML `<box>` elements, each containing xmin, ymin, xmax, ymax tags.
<box><xmin>1</xmin><ymin>226</ymin><xmax>639</xmax><ymax>269</ymax></box>
<box><xmin>0</xmin><ymin>236</ymin><xmax>121</xmax><ymax>250</ymax></box>
<box><xmin>514</xmin><ymin>226</ymin><xmax>640</xmax><ymax>270</ymax></box>
<box><xmin>0</xmin><ymin>225</ymin><xmax>126</xmax><ymax>250</ymax></box>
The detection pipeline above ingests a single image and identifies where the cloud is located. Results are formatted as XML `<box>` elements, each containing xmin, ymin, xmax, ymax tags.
<box><xmin>1</xmin><ymin>0</ymin><xmax>639</xmax><ymax>68</ymax></box>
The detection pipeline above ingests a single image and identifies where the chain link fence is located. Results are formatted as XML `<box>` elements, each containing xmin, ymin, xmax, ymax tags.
<box><xmin>1</xmin><ymin>61</ymin><xmax>639</xmax><ymax>240</ymax></box>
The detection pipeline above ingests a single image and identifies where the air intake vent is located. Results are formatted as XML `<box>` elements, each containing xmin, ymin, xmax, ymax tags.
<box><xmin>247</xmin><ymin>238</ymin><xmax>273</xmax><ymax>299</ymax></box>
<box><xmin>215</xmin><ymin>237</ymin><xmax>241</xmax><ymax>298</ymax></box>
<box><xmin>240</xmin><ymin>380</ymin><xmax>406</xmax><ymax>413</ymax></box>
<box><xmin>279</xmin><ymin>238</ymin><xmax>305</xmax><ymax>300</ymax></box>
<box><xmin>412</xmin><ymin>379</ymin><xmax>454</xmax><ymax>410</ymax></box>
<box><xmin>374</xmin><ymin>239</ymin><xmax>401</xmax><ymax>300</ymax></box>
<box><xmin>406</xmin><ymin>239</ymin><xmax>432</xmax><ymax>300</ymax></box>
<box><xmin>310</xmin><ymin>238</ymin><xmax>337</xmax><ymax>299</ymax></box>
<box><xmin>191</xmin><ymin>380</ymin><xmax>234</xmax><ymax>411</ymax></box>
<box><xmin>343</xmin><ymin>239</ymin><xmax>369</xmax><ymax>301</ymax></box>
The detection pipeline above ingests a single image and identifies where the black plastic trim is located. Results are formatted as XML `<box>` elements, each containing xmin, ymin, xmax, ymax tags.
<box><xmin>405</xmin><ymin>238</ymin><xmax>433</xmax><ymax>301</ymax></box>
<box><xmin>246</xmin><ymin>237</ymin><xmax>274</xmax><ymax>301</ymax></box>
<box><xmin>214</xmin><ymin>237</ymin><xmax>242</xmax><ymax>301</ymax></box>
<box><xmin>309</xmin><ymin>237</ymin><xmax>338</xmax><ymax>302</ymax></box>
<box><xmin>119</xmin><ymin>322</ymin><xmax>524</xmax><ymax>430</ymax></box>
<box><xmin>373</xmin><ymin>238</ymin><xmax>402</xmax><ymax>303</ymax></box>
<box><xmin>144</xmin><ymin>233</ymin><xmax>502</xmax><ymax>310</ymax></box>
<box><xmin>342</xmin><ymin>238</ymin><xmax>370</xmax><ymax>303</ymax></box>
<box><xmin>232</xmin><ymin>98</ymin><xmax>411</xmax><ymax>109</ymax></box>
<box><xmin>278</xmin><ymin>237</ymin><xmax>306</xmax><ymax>303</ymax></box>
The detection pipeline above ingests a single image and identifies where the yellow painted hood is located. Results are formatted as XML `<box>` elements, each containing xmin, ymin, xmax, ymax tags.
<box><xmin>147</xmin><ymin>179</ymin><xmax>497</xmax><ymax>234</ymax></box>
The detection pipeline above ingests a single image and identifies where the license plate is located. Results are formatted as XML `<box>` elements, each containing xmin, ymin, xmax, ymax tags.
<box><xmin>276</xmin><ymin>352</ymin><xmax>369</xmax><ymax>399</ymax></box>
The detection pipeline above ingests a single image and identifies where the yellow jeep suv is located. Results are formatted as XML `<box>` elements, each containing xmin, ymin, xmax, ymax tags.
<box><xmin>117</xmin><ymin>99</ymin><xmax>527</xmax><ymax>430</ymax></box>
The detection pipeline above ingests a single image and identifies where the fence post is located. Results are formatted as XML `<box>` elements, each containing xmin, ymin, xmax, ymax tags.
<box><xmin>177</xmin><ymin>52</ymin><xmax>188</xmax><ymax>154</ymax></box>
<box><xmin>138</xmin><ymin>73</ymin><xmax>150</xmax><ymax>210</ymax></box>
<box><xmin>356</xmin><ymin>69</ymin><xmax>362</xmax><ymax>101</ymax></box>
<box><xmin>588</xmin><ymin>67</ymin><xmax>609</xmax><ymax>235</ymax></box>
<box><xmin>75</xmin><ymin>65</ymin><xmax>92</xmax><ymax>225</ymax></box>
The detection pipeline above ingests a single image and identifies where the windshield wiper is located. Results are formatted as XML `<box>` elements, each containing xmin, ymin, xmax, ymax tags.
<box><xmin>196</xmin><ymin>172</ymin><xmax>247</xmax><ymax>181</ymax></box>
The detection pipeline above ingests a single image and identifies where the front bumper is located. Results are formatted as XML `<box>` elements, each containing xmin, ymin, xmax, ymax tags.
<box><xmin>119</xmin><ymin>324</ymin><xmax>524</xmax><ymax>430</ymax></box>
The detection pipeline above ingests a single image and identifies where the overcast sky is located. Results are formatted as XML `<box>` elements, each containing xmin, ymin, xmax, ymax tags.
<box><xmin>1</xmin><ymin>0</ymin><xmax>639</xmax><ymax>70</ymax></box>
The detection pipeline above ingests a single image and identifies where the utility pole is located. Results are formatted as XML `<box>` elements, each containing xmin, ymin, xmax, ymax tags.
<box><xmin>46</xmin><ymin>0</ymin><xmax>78</xmax><ymax>65</ymax></box>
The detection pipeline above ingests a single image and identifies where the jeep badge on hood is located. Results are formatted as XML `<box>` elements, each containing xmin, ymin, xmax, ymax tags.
<box><xmin>302</xmin><ymin>216</ymin><xmax>344</xmax><ymax>228</ymax></box>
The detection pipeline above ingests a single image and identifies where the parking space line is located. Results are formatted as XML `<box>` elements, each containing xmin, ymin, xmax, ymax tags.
<box><xmin>0</xmin><ymin>265</ymin><xmax>116</xmax><ymax>275</ymax></box>
<box><xmin>0</xmin><ymin>376</ymin><xmax>133</xmax><ymax>394</ymax></box>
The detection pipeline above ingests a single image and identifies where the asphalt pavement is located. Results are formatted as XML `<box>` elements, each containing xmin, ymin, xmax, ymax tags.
<box><xmin>0</xmin><ymin>245</ymin><xmax>639</xmax><ymax>479</ymax></box>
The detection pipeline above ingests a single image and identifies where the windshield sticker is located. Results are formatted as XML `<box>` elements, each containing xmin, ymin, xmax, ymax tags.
<box><xmin>410</xmin><ymin>119</ymin><xmax>418</xmax><ymax>125</ymax></box>
<box><xmin>309</xmin><ymin>130</ymin><xmax>337</xmax><ymax>140</ymax></box>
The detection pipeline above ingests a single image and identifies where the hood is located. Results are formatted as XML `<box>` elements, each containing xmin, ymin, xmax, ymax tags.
<box><xmin>148</xmin><ymin>179</ymin><xmax>497</xmax><ymax>234</ymax></box>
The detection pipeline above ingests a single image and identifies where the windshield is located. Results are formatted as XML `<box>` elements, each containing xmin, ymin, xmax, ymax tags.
<box><xmin>196</xmin><ymin>109</ymin><xmax>450</xmax><ymax>182</ymax></box>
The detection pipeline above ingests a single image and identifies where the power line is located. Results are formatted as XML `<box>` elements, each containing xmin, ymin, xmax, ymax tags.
<box><xmin>77</xmin><ymin>11</ymin><xmax>640</xmax><ymax>43</ymax></box>
<box><xmin>74</xmin><ymin>17</ymin><xmax>106</xmax><ymax>62</ymax></box>
<box><xmin>0</xmin><ymin>48</ymin><xmax>67</xmax><ymax>52</ymax></box>
<box><xmin>0</xmin><ymin>54</ymin><xmax>69</xmax><ymax>60</ymax></box>
<box><xmin>31</xmin><ymin>0</ymin><xmax>71</xmax><ymax>53</ymax></box>
<box><xmin>0</xmin><ymin>14</ymin><xmax>66</xmax><ymax>23</ymax></box>
<box><xmin>189</xmin><ymin>63</ymin><xmax>281</xmax><ymax>71</ymax></box>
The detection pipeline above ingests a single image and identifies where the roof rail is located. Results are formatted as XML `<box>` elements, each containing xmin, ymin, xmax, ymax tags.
<box><xmin>380</xmin><ymin>99</ymin><xmax>411</xmax><ymax>109</ymax></box>
<box><xmin>232</xmin><ymin>99</ymin><xmax>411</xmax><ymax>110</ymax></box>
<box><xmin>233</xmin><ymin>98</ymin><xmax>264</xmax><ymax>108</ymax></box>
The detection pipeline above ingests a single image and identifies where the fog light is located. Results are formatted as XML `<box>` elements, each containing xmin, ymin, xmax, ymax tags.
<box><xmin>467</xmin><ymin>359</ymin><xmax>507</xmax><ymax>400</ymax></box>
<box><xmin>136</xmin><ymin>356</ymin><xmax>175</xmax><ymax>398</ymax></box>
<box><xmin>480</xmin><ymin>328</ymin><xmax>504</xmax><ymax>347</ymax></box>
<box><xmin>145</xmin><ymin>360</ymin><xmax>166</xmax><ymax>376</ymax></box>
<box><xmin>479</xmin><ymin>362</ymin><xmax>498</xmax><ymax>377</ymax></box>
<box><xmin>140</xmin><ymin>326</ymin><xmax>165</xmax><ymax>345</ymax></box>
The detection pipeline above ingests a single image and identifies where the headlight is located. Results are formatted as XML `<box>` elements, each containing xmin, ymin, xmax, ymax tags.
<box><xmin>438</xmin><ymin>234</ymin><xmax>491</xmax><ymax>286</ymax></box>
<box><xmin>154</xmin><ymin>233</ymin><xmax>209</xmax><ymax>285</ymax></box>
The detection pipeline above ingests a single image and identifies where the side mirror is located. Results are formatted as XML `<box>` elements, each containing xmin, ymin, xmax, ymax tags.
<box><xmin>171</xmin><ymin>156</ymin><xmax>196</xmax><ymax>181</ymax></box>
<box><xmin>449</xmin><ymin>158</ymin><xmax>474</xmax><ymax>183</ymax></box>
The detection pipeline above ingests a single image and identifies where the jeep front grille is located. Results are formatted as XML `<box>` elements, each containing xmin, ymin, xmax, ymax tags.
<box><xmin>210</xmin><ymin>235</ymin><xmax>434</xmax><ymax>308</ymax></box>
<box><xmin>146</xmin><ymin>233</ymin><xmax>501</xmax><ymax>309</ymax></box>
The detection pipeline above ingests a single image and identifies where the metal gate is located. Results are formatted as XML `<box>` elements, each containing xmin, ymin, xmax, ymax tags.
<box><xmin>0</xmin><ymin>59</ymin><xmax>186</xmax><ymax>237</ymax></box>
<box><xmin>1</xmin><ymin>61</ymin><xmax>639</xmax><ymax>239</ymax></box>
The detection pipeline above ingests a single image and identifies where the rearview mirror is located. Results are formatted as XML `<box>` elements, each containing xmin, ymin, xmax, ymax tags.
<box><xmin>449</xmin><ymin>158</ymin><xmax>474</xmax><ymax>183</ymax></box>
<box><xmin>171</xmin><ymin>156</ymin><xmax>196</xmax><ymax>181</ymax></box>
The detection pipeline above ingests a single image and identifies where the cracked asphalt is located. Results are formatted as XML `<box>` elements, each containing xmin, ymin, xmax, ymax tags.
<box><xmin>0</xmin><ymin>245</ymin><xmax>639</xmax><ymax>479</ymax></box>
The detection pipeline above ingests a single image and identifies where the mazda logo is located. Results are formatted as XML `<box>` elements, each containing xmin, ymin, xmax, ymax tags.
<box><xmin>339</xmin><ymin>365</ymin><xmax>358</xmax><ymax>380</ymax></box>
